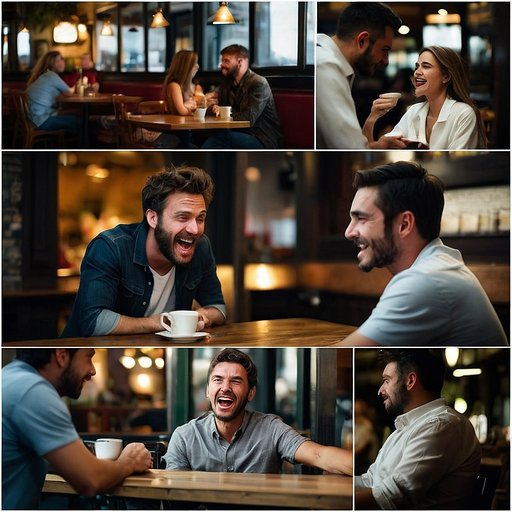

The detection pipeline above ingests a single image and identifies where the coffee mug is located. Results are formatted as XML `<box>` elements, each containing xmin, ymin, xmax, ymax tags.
<box><xmin>379</xmin><ymin>92</ymin><xmax>401</xmax><ymax>106</ymax></box>
<box><xmin>95</xmin><ymin>438</ymin><xmax>123</xmax><ymax>460</ymax></box>
<box><xmin>160</xmin><ymin>310</ymin><xmax>199</xmax><ymax>335</ymax></box>
<box><xmin>218</xmin><ymin>106</ymin><xmax>232</xmax><ymax>119</ymax></box>
<box><xmin>194</xmin><ymin>107</ymin><xmax>206</xmax><ymax>121</ymax></box>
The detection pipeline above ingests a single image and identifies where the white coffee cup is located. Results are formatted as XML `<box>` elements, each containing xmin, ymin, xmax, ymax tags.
<box><xmin>379</xmin><ymin>92</ymin><xmax>401</xmax><ymax>106</ymax></box>
<box><xmin>94</xmin><ymin>438</ymin><xmax>123</xmax><ymax>460</ymax></box>
<box><xmin>160</xmin><ymin>310</ymin><xmax>199</xmax><ymax>335</ymax></box>
<box><xmin>218</xmin><ymin>106</ymin><xmax>232</xmax><ymax>119</ymax></box>
<box><xmin>194</xmin><ymin>107</ymin><xmax>206</xmax><ymax>121</ymax></box>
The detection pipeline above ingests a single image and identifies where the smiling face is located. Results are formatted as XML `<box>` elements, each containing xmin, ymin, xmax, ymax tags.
<box><xmin>355</xmin><ymin>26</ymin><xmax>394</xmax><ymax>76</ymax></box>
<box><xmin>206</xmin><ymin>362</ymin><xmax>256</xmax><ymax>423</ymax></box>
<box><xmin>152</xmin><ymin>192</ymin><xmax>206</xmax><ymax>266</ymax></box>
<box><xmin>345</xmin><ymin>187</ymin><xmax>398</xmax><ymax>272</ymax></box>
<box><xmin>57</xmin><ymin>349</ymin><xmax>96</xmax><ymax>399</ymax></box>
<box><xmin>219</xmin><ymin>53</ymin><xmax>242</xmax><ymax>78</ymax></box>
<box><xmin>414</xmin><ymin>51</ymin><xmax>450</xmax><ymax>99</ymax></box>
<box><xmin>378</xmin><ymin>362</ymin><xmax>410</xmax><ymax>416</ymax></box>
<box><xmin>50</xmin><ymin>53</ymin><xmax>66</xmax><ymax>74</ymax></box>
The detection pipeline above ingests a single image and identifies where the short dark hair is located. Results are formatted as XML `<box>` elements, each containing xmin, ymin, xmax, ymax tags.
<box><xmin>378</xmin><ymin>349</ymin><xmax>446</xmax><ymax>395</ymax></box>
<box><xmin>220</xmin><ymin>44</ymin><xmax>249</xmax><ymax>60</ymax></box>
<box><xmin>208</xmin><ymin>348</ymin><xmax>258</xmax><ymax>390</ymax></box>
<box><xmin>142</xmin><ymin>165</ymin><xmax>215</xmax><ymax>224</ymax></box>
<box><xmin>336</xmin><ymin>3</ymin><xmax>402</xmax><ymax>43</ymax></box>
<box><xmin>353</xmin><ymin>161</ymin><xmax>445</xmax><ymax>242</ymax></box>
<box><xmin>16</xmin><ymin>349</ymin><xmax>79</xmax><ymax>370</ymax></box>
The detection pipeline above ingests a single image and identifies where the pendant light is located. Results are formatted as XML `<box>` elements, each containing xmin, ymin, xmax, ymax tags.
<box><xmin>54</xmin><ymin>20</ymin><xmax>78</xmax><ymax>43</ymax></box>
<box><xmin>213</xmin><ymin>2</ymin><xmax>236</xmax><ymax>25</ymax></box>
<box><xmin>150</xmin><ymin>7</ymin><xmax>169</xmax><ymax>28</ymax></box>
<box><xmin>100</xmin><ymin>18</ymin><xmax>114</xmax><ymax>36</ymax></box>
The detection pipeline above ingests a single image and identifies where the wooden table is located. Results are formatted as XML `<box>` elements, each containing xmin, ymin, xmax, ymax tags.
<box><xmin>127</xmin><ymin>113</ymin><xmax>251</xmax><ymax>147</ymax></box>
<box><xmin>59</xmin><ymin>93</ymin><xmax>113</xmax><ymax>147</ymax></box>
<box><xmin>43</xmin><ymin>470</ymin><xmax>353</xmax><ymax>509</ymax></box>
<box><xmin>4</xmin><ymin>318</ymin><xmax>357</xmax><ymax>347</ymax></box>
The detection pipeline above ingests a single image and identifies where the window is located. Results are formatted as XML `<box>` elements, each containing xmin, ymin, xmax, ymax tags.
<box><xmin>121</xmin><ymin>3</ymin><xmax>145</xmax><ymax>72</ymax></box>
<box><xmin>96</xmin><ymin>8</ymin><xmax>119</xmax><ymax>72</ymax></box>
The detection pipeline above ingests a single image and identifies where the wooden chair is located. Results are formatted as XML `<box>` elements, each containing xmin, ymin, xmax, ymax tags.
<box><xmin>138</xmin><ymin>100</ymin><xmax>169</xmax><ymax>115</ymax></box>
<box><xmin>11</xmin><ymin>90</ymin><xmax>66</xmax><ymax>148</ymax></box>
<box><xmin>112</xmin><ymin>95</ymin><xmax>145</xmax><ymax>148</ymax></box>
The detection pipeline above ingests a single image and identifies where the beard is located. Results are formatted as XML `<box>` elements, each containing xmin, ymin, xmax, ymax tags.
<box><xmin>154</xmin><ymin>219</ymin><xmax>195</xmax><ymax>267</ymax></box>
<box><xmin>58</xmin><ymin>360</ymin><xmax>86</xmax><ymax>399</ymax></box>
<box><xmin>222</xmin><ymin>62</ymin><xmax>241</xmax><ymax>80</ymax></box>
<box><xmin>356</xmin><ymin>229</ymin><xmax>398</xmax><ymax>273</ymax></box>
<box><xmin>211</xmin><ymin>392</ymin><xmax>250</xmax><ymax>423</ymax></box>
<box><xmin>354</xmin><ymin>44</ymin><xmax>377</xmax><ymax>77</ymax></box>
<box><xmin>383</xmin><ymin>381</ymin><xmax>410</xmax><ymax>417</ymax></box>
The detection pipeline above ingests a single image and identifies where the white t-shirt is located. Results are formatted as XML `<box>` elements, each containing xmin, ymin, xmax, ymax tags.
<box><xmin>145</xmin><ymin>266</ymin><xmax>176</xmax><ymax>316</ymax></box>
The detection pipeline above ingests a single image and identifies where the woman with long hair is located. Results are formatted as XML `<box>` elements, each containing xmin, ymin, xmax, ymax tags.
<box><xmin>364</xmin><ymin>46</ymin><xmax>487</xmax><ymax>149</ymax></box>
<box><xmin>26</xmin><ymin>51</ymin><xmax>80</xmax><ymax>134</ymax></box>
<box><xmin>140</xmin><ymin>50</ymin><xmax>204</xmax><ymax>147</ymax></box>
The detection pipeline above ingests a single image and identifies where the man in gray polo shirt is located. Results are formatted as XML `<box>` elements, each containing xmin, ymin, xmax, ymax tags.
<box><xmin>163</xmin><ymin>348</ymin><xmax>352</xmax><ymax>475</ymax></box>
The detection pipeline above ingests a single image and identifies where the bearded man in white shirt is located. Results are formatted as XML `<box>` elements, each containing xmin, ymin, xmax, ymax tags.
<box><xmin>355</xmin><ymin>349</ymin><xmax>481</xmax><ymax>509</ymax></box>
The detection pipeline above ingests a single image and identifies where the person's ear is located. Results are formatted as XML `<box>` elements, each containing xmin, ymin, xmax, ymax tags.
<box><xmin>146</xmin><ymin>209</ymin><xmax>158</xmax><ymax>229</ymax></box>
<box><xmin>247</xmin><ymin>386</ymin><xmax>256</xmax><ymax>402</ymax></box>
<box><xmin>442</xmin><ymin>74</ymin><xmax>451</xmax><ymax>84</ymax></box>
<box><xmin>397</xmin><ymin>211</ymin><xmax>415</xmax><ymax>238</ymax></box>
<box><xmin>405</xmin><ymin>372</ymin><xmax>417</xmax><ymax>391</ymax></box>
<box><xmin>54</xmin><ymin>349</ymin><xmax>69</xmax><ymax>369</ymax></box>
<box><xmin>356</xmin><ymin>31</ymin><xmax>371</xmax><ymax>50</ymax></box>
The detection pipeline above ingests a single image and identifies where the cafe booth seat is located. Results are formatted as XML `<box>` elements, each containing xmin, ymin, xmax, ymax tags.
<box><xmin>100</xmin><ymin>81</ymin><xmax>165</xmax><ymax>101</ymax></box>
<box><xmin>272</xmin><ymin>89</ymin><xmax>314</xmax><ymax>149</ymax></box>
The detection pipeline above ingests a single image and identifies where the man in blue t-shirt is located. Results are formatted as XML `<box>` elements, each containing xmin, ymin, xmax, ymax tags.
<box><xmin>340</xmin><ymin>160</ymin><xmax>508</xmax><ymax>346</ymax></box>
<box><xmin>2</xmin><ymin>349</ymin><xmax>153</xmax><ymax>509</ymax></box>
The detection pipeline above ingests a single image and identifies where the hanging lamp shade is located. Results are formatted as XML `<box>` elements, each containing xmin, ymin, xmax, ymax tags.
<box><xmin>213</xmin><ymin>2</ymin><xmax>235</xmax><ymax>24</ymax></box>
<box><xmin>150</xmin><ymin>8</ymin><xmax>169</xmax><ymax>28</ymax></box>
<box><xmin>53</xmin><ymin>21</ymin><xmax>78</xmax><ymax>43</ymax></box>
<box><xmin>100</xmin><ymin>19</ymin><xmax>114</xmax><ymax>36</ymax></box>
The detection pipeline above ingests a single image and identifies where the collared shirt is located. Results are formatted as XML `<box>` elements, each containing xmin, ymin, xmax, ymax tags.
<box><xmin>2</xmin><ymin>360</ymin><xmax>79</xmax><ymax>509</ymax></box>
<box><xmin>358</xmin><ymin>238</ymin><xmax>508</xmax><ymax>346</ymax></box>
<box><xmin>218</xmin><ymin>69</ymin><xmax>283</xmax><ymax>149</ymax></box>
<box><xmin>61</xmin><ymin>222</ymin><xmax>226</xmax><ymax>337</ymax></box>
<box><xmin>355</xmin><ymin>398</ymin><xmax>482</xmax><ymax>509</ymax></box>
<box><xmin>393</xmin><ymin>97</ymin><xmax>479</xmax><ymax>149</ymax></box>
<box><xmin>163</xmin><ymin>410</ymin><xmax>309</xmax><ymax>473</ymax></box>
<box><xmin>26</xmin><ymin>71</ymin><xmax>70</xmax><ymax>127</ymax></box>
<box><xmin>316</xmin><ymin>34</ymin><xmax>368</xmax><ymax>149</ymax></box>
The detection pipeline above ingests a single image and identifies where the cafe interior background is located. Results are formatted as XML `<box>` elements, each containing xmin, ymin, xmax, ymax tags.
<box><xmin>1</xmin><ymin>1</ymin><xmax>511</xmax><ymax>510</ymax></box>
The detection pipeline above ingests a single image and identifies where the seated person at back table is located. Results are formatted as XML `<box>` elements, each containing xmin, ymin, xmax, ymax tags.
<box><xmin>355</xmin><ymin>349</ymin><xmax>481</xmax><ymax>509</ymax></box>
<box><xmin>26</xmin><ymin>51</ymin><xmax>81</xmax><ymax>135</ymax></box>
<box><xmin>339</xmin><ymin>160</ymin><xmax>508</xmax><ymax>346</ymax></box>
<box><xmin>2</xmin><ymin>348</ymin><xmax>152</xmax><ymax>509</ymax></box>
<box><xmin>202</xmin><ymin>44</ymin><xmax>283</xmax><ymax>149</ymax></box>
<box><xmin>138</xmin><ymin>50</ymin><xmax>211</xmax><ymax>148</ymax></box>
<box><xmin>60</xmin><ymin>53</ymin><xmax>100</xmax><ymax>93</ymax></box>
<box><xmin>61</xmin><ymin>166</ymin><xmax>226</xmax><ymax>337</ymax></box>
<box><xmin>163</xmin><ymin>348</ymin><xmax>353</xmax><ymax>476</ymax></box>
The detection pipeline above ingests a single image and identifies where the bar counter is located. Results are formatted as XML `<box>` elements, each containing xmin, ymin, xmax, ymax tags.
<box><xmin>4</xmin><ymin>318</ymin><xmax>357</xmax><ymax>347</ymax></box>
<box><xmin>43</xmin><ymin>469</ymin><xmax>353</xmax><ymax>509</ymax></box>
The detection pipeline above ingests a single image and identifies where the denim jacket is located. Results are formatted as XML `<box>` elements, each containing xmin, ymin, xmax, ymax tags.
<box><xmin>218</xmin><ymin>69</ymin><xmax>283</xmax><ymax>148</ymax></box>
<box><xmin>61</xmin><ymin>222</ymin><xmax>225</xmax><ymax>337</ymax></box>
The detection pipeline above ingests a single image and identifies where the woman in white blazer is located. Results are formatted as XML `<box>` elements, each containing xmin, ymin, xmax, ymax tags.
<box><xmin>364</xmin><ymin>46</ymin><xmax>487</xmax><ymax>149</ymax></box>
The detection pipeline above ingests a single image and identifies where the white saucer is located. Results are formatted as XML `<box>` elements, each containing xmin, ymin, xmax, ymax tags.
<box><xmin>155</xmin><ymin>331</ymin><xmax>210</xmax><ymax>342</ymax></box>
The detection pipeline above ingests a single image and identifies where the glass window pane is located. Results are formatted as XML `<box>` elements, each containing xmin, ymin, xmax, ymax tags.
<box><xmin>121</xmin><ymin>3</ymin><xmax>145</xmax><ymax>72</ymax></box>
<box><xmin>254</xmin><ymin>2</ymin><xmax>298</xmax><ymax>67</ymax></box>
<box><xmin>17</xmin><ymin>30</ymin><xmax>30</xmax><ymax>72</ymax></box>
<box><xmin>3</xmin><ymin>24</ymin><xmax>10</xmax><ymax>71</ymax></box>
<box><xmin>306</xmin><ymin>1</ymin><xmax>315</xmax><ymax>65</ymax></box>
<box><xmin>96</xmin><ymin>8</ymin><xmax>118</xmax><ymax>72</ymax></box>
<box><xmin>203</xmin><ymin>2</ymin><xmax>249</xmax><ymax>71</ymax></box>
<box><xmin>170</xmin><ymin>2</ymin><xmax>194</xmax><ymax>54</ymax></box>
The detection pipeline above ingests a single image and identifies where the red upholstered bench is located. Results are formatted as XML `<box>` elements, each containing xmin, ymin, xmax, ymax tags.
<box><xmin>100</xmin><ymin>81</ymin><xmax>165</xmax><ymax>100</ymax></box>
<box><xmin>273</xmin><ymin>89</ymin><xmax>314</xmax><ymax>149</ymax></box>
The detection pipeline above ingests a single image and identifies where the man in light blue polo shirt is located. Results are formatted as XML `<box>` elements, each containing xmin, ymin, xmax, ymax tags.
<box><xmin>2</xmin><ymin>349</ymin><xmax>152</xmax><ymax>509</ymax></box>
<box><xmin>340</xmin><ymin>160</ymin><xmax>508</xmax><ymax>346</ymax></box>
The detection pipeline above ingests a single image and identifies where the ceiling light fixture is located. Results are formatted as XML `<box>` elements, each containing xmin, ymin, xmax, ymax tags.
<box><xmin>100</xmin><ymin>19</ymin><xmax>114</xmax><ymax>36</ymax></box>
<box><xmin>213</xmin><ymin>2</ymin><xmax>236</xmax><ymax>25</ymax></box>
<box><xmin>150</xmin><ymin>7</ymin><xmax>169</xmax><ymax>28</ymax></box>
<box><xmin>54</xmin><ymin>20</ymin><xmax>78</xmax><ymax>43</ymax></box>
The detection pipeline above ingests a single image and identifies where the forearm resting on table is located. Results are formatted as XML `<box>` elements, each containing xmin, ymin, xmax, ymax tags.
<box><xmin>295</xmin><ymin>442</ymin><xmax>353</xmax><ymax>476</ymax></box>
